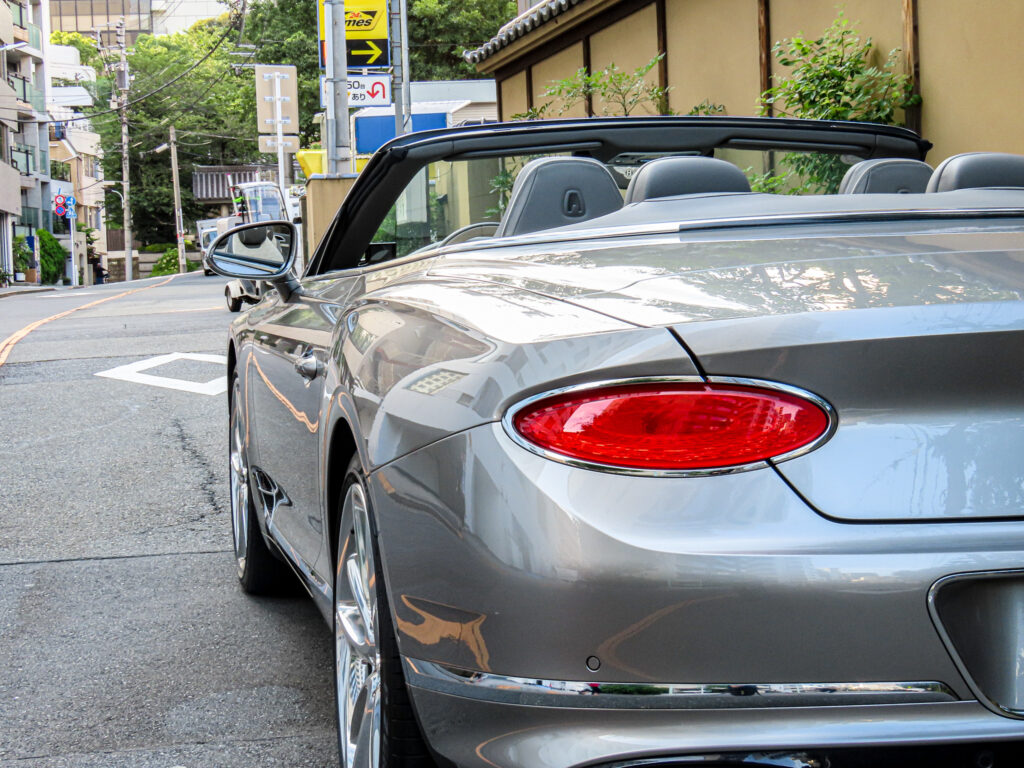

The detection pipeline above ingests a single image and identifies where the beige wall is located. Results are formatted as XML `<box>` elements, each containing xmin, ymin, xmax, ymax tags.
<box><xmin>918</xmin><ymin>0</ymin><xmax>1024</xmax><ymax>163</ymax></box>
<box><xmin>0</xmin><ymin>161</ymin><xmax>21</xmax><ymax>216</ymax></box>
<box><xmin>530</xmin><ymin>42</ymin><xmax>587</xmax><ymax>117</ymax></box>
<box><xmin>490</xmin><ymin>0</ymin><xmax>1024</xmax><ymax>166</ymax></box>
<box><xmin>768</xmin><ymin>0</ymin><xmax>905</xmax><ymax>115</ymax></box>
<box><xmin>589</xmin><ymin>3</ymin><xmax>659</xmax><ymax>115</ymax></box>
<box><xmin>769</xmin><ymin>0</ymin><xmax>904</xmax><ymax>77</ymax></box>
<box><xmin>500</xmin><ymin>70</ymin><xmax>528</xmax><ymax>121</ymax></box>
<box><xmin>666</xmin><ymin>0</ymin><xmax>761</xmax><ymax>116</ymax></box>
<box><xmin>0</xmin><ymin>2</ymin><xmax>13</xmax><ymax>47</ymax></box>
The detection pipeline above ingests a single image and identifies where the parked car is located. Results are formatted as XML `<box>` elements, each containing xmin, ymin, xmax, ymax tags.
<box><xmin>208</xmin><ymin>117</ymin><xmax>1024</xmax><ymax>768</ymax></box>
<box><xmin>199</xmin><ymin>227</ymin><xmax>218</xmax><ymax>275</ymax></box>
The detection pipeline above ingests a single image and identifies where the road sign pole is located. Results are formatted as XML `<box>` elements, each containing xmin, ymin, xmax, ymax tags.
<box><xmin>324</xmin><ymin>0</ymin><xmax>337</xmax><ymax>175</ymax></box>
<box><xmin>69</xmin><ymin>218</ymin><xmax>77</xmax><ymax>287</ymax></box>
<box><xmin>398</xmin><ymin>0</ymin><xmax>411</xmax><ymax>133</ymax></box>
<box><xmin>390</xmin><ymin>0</ymin><xmax>405</xmax><ymax>136</ymax></box>
<box><xmin>325</xmin><ymin>0</ymin><xmax>350</xmax><ymax>175</ymax></box>
<box><xmin>273</xmin><ymin>73</ymin><xmax>288</xmax><ymax>200</ymax></box>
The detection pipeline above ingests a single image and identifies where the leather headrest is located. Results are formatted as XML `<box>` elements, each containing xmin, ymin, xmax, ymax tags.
<box><xmin>927</xmin><ymin>152</ymin><xmax>1024</xmax><ymax>192</ymax></box>
<box><xmin>495</xmin><ymin>156</ymin><xmax>622</xmax><ymax>237</ymax></box>
<box><xmin>839</xmin><ymin>158</ymin><xmax>932</xmax><ymax>194</ymax></box>
<box><xmin>625</xmin><ymin>156</ymin><xmax>750</xmax><ymax>203</ymax></box>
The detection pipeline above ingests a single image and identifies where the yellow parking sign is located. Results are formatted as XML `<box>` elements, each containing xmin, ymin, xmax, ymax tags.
<box><xmin>319</xmin><ymin>0</ymin><xmax>390</xmax><ymax>69</ymax></box>
<box><xmin>345</xmin><ymin>0</ymin><xmax>388</xmax><ymax>39</ymax></box>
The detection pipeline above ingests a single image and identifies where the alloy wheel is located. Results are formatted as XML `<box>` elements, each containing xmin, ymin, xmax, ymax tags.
<box><xmin>335</xmin><ymin>480</ymin><xmax>382</xmax><ymax>768</ymax></box>
<box><xmin>229</xmin><ymin>379</ymin><xmax>249</xmax><ymax>578</ymax></box>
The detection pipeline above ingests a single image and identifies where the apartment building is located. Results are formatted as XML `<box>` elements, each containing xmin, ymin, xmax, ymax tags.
<box><xmin>50</xmin><ymin>0</ymin><xmax>223</xmax><ymax>41</ymax></box>
<box><xmin>48</xmin><ymin>42</ymin><xmax>104</xmax><ymax>283</ymax></box>
<box><xmin>0</xmin><ymin>0</ymin><xmax>52</xmax><ymax>281</ymax></box>
<box><xmin>0</xmin><ymin>3</ymin><xmax>22</xmax><ymax>279</ymax></box>
<box><xmin>50</xmin><ymin>0</ymin><xmax>151</xmax><ymax>44</ymax></box>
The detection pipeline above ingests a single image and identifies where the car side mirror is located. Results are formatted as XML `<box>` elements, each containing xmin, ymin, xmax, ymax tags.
<box><xmin>208</xmin><ymin>221</ymin><xmax>297</xmax><ymax>280</ymax></box>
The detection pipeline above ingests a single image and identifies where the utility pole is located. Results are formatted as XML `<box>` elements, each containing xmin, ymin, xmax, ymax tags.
<box><xmin>390</xmin><ymin>0</ymin><xmax>411</xmax><ymax>136</ymax></box>
<box><xmin>116</xmin><ymin>18</ymin><xmax>133</xmax><ymax>281</ymax></box>
<box><xmin>168</xmin><ymin>127</ymin><xmax>186</xmax><ymax>273</ymax></box>
<box><xmin>323</xmin><ymin>0</ymin><xmax>350</xmax><ymax>175</ymax></box>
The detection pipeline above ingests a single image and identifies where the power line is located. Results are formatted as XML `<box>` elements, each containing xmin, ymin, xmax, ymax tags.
<box><xmin>48</xmin><ymin>18</ymin><xmax>240</xmax><ymax>125</ymax></box>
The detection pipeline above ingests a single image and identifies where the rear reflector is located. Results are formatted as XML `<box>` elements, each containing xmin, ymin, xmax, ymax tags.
<box><xmin>510</xmin><ymin>380</ymin><xmax>832</xmax><ymax>473</ymax></box>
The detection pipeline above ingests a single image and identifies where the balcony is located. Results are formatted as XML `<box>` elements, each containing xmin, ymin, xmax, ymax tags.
<box><xmin>8</xmin><ymin>73</ymin><xmax>44</xmax><ymax>113</ymax></box>
<box><xmin>7</xmin><ymin>1</ymin><xmax>25</xmax><ymax>28</ymax></box>
<box><xmin>10</xmin><ymin>142</ymin><xmax>34</xmax><ymax>174</ymax></box>
<box><xmin>17</xmin><ymin>204</ymin><xmax>39</xmax><ymax>227</ymax></box>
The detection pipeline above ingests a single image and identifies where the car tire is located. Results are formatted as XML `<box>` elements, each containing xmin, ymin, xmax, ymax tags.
<box><xmin>334</xmin><ymin>456</ymin><xmax>435</xmax><ymax>768</ymax></box>
<box><xmin>229</xmin><ymin>375</ymin><xmax>288</xmax><ymax>594</ymax></box>
<box><xmin>226</xmin><ymin>291</ymin><xmax>242</xmax><ymax>313</ymax></box>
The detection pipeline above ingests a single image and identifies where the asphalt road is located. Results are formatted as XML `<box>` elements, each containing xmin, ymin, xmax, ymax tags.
<box><xmin>0</xmin><ymin>274</ymin><xmax>337</xmax><ymax>766</ymax></box>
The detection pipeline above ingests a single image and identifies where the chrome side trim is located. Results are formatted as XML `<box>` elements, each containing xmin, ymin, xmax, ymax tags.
<box><xmin>265</xmin><ymin>515</ymin><xmax>332</xmax><ymax>603</ymax></box>
<box><xmin>609</xmin><ymin>755</ymin><xmax>821</xmax><ymax>768</ymax></box>
<box><xmin>404</xmin><ymin>658</ymin><xmax>957</xmax><ymax>710</ymax></box>
<box><xmin>501</xmin><ymin>375</ymin><xmax>837</xmax><ymax>478</ymax></box>
<box><xmin>436</xmin><ymin>207</ymin><xmax>1024</xmax><ymax>255</ymax></box>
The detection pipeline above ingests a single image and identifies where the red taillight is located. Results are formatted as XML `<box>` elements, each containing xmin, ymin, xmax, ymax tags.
<box><xmin>510</xmin><ymin>380</ymin><xmax>832</xmax><ymax>473</ymax></box>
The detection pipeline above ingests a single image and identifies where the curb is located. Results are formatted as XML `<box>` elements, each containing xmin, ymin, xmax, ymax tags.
<box><xmin>0</xmin><ymin>286</ymin><xmax>57</xmax><ymax>299</ymax></box>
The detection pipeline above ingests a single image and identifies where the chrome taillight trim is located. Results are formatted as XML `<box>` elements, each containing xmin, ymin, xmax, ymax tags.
<box><xmin>404</xmin><ymin>657</ymin><xmax>956</xmax><ymax>710</ymax></box>
<box><xmin>501</xmin><ymin>375</ymin><xmax>837</xmax><ymax>478</ymax></box>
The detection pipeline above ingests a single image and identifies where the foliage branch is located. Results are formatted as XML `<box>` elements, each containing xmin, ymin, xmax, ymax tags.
<box><xmin>759</xmin><ymin>14</ymin><xmax>921</xmax><ymax>193</ymax></box>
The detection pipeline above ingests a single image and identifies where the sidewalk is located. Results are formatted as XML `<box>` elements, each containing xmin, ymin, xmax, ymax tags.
<box><xmin>0</xmin><ymin>283</ymin><xmax>59</xmax><ymax>299</ymax></box>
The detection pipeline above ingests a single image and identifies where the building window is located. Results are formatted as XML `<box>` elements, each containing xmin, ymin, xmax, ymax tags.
<box><xmin>51</xmin><ymin>159</ymin><xmax>71</xmax><ymax>181</ymax></box>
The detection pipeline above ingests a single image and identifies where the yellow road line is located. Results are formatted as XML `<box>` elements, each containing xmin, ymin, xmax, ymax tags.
<box><xmin>0</xmin><ymin>275</ymin><xmax>178</xmax><ymax>369</ymax></box>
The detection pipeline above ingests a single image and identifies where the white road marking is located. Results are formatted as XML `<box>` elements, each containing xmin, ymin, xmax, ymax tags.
<box><xmin>94</xmin><ymin>352</ymin><xmax>228</xmax><ymax>396</ymax></box>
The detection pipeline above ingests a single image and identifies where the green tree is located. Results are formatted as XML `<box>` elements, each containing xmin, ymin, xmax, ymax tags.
<box><xmin>36</xmin><ymin>229</ymin><xmax>67</xmax><ymax>284</ymax></box>
<box><xmin>50</xmin><ymin>30</ymin><xmax>103</xmax><ymax>69</ymax></box>
<box><xmin>409</xmin><ymin>0</ymin><xmax>516</xmax><ymax>80</ymax></box>
<box><xmin>91</xmin><ymin>15</ymin><xmax>260</xmax><ymax>243</ymax></box>
<box><xmin>760</xmin><ymin>14</ymin><xmax>920</xmax><ymax>193</ymax></box>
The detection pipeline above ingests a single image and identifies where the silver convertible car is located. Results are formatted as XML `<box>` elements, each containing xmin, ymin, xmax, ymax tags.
<box><xmin>208</xmin><ymin>117</ymin><xmax>1024</xmax><ymax>767</ymax></box>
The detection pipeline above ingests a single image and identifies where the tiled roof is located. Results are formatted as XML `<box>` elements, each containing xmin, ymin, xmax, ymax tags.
<box><xmin>463</xmin><ymin>0</ymin><xmax>585</xmax><ymax>65</ymax></box>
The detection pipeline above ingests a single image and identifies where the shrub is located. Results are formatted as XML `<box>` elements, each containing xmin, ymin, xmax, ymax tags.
<box><xmin>141</xmin><ymin>242</ymin><xmax>176</xmax><ymax>253</ymax></box>
<box><xmin>36</xmin><ymin>229</ymin><xmax>67</xmax><ymax>284</ymax></box>
<box><xmin>12</xmin><ymin>236</ymin><xmax>32</xmax><ymax>272</ymax></box>
<box><xmin>150</xmin><ymin>247</ymin><xmax>199</xmax><ymax>276</ymax></box>
<box><xmin>760</xmin><ymin>13</ymin><xmax>920</xmax><ymax>193</ymax></box>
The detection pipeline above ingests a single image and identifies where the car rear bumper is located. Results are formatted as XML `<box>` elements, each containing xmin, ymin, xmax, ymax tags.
<box><xmin>368</xmin><ymin>422</ymin><xmax>1024</xmax><ymax>763</ymax></box>
<box><xmin>406</xmin><ymin>674</ymin><xmax>1024</xmax><ymax>767</ymax></box>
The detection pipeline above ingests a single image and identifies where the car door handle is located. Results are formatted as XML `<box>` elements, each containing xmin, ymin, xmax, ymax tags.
<box><xmin>294</xmin><ymin>352</ymin><xmax>322</xmax><ymax>381</ymax></box>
